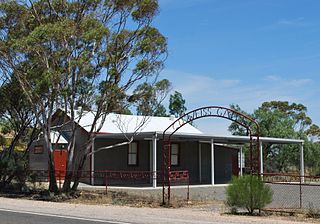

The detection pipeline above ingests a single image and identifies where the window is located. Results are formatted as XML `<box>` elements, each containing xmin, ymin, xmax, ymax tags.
<box><xmin>128</xmin><ymin>142</ymin><xmax>138</xmax><ymax>166</ymax></box>
<box><xmin>34</xmin><ymin>145</ymin><xmax>44</xmax><ymax>154</ymax></box>
<box><xmin>52</xmin><ymin>144</ymin><xmax>67</xmax><ymax>150</ymax></box>
<box><xmin>170</xmin><ymin>144</ymin><xmax>179</xmax><ymax>166</ymax></box>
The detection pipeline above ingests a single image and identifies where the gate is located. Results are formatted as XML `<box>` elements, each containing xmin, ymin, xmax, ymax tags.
<box><xmin>162</xmin><ymin>106</ymin><xmax>260</xmax><ymax>204</ymax></box>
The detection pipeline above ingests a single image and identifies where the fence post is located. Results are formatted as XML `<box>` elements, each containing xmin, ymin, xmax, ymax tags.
<box><xmin>187</xmin><ymin>174</ymin><xmax>190</xmax><ymax>201</ymax></box>
<box><xmin>299</xmin><ymin>175</ymin><xmax>302</xmax><ymax>209</ymax></box>
<box><xmin>105</xmin><ymin>173</ymin><xmax>108</xmax><ymax>195</ymax></box>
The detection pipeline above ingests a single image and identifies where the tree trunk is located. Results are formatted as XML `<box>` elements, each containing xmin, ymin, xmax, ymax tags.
<box><xmin>62</xmin><ymin>134</ymin><xmax>77</xmax><ymax>193</ymax></box>
<box><xmin>48</xmin><ymin>151</ymin><xmax>58</xmax><ymax>193</ymax></box>
<box><xmin>71</xmin><ymin>152</ymin><xmax>88</xmax><ymax>192</ymax></box>
<box><xmin>69</xmin><ymin>134</ymin><xmax>94</xmax><ymax>192</ymax></box>
<box><xmin>61</xmin><ymin>171</ymin><xmax>72</xmax><ymax>193</ymax></box>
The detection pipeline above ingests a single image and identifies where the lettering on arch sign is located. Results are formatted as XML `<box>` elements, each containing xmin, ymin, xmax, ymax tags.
<box><xmin>168</xmin><ymin>106</ymin><xmax>256</xmax><ymax>136</ymax></box>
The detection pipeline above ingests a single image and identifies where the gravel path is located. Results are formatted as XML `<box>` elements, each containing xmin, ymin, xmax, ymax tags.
<box><xmin>0</xmin><ymin>197</ymin><xmax>313</xmax><ymax>224</ymax></box>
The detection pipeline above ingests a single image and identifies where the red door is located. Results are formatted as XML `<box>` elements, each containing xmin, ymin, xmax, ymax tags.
<box><xmin>54</xmin><ymin>150</ymin><xmax>68</xmax><ymax>180</ymax></box>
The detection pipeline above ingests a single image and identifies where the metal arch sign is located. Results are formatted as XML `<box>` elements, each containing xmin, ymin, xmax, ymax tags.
<box><xmin>163</xmin><ymin>106</ymin><xmax>259</xmax><ymax>138</ymax></box>
<box><xmin>162</xmin><ymin>106</ymin><xmax>261</xmax><ymax>205</ymax></box>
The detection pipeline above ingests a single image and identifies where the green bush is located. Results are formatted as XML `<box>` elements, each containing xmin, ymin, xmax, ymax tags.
<box><xmin>226</xmin><ymin>175</ymin><xmax>273</xmax><ymax>214</ymax></box>
<box><xmin>0</xmin><ymin>151</ymin><xmax>29</xmax><ymax>191</ymax></box>
<box><xmin>0</xmin><ymin>135</ymin><xmax>5</xmax><ymax>146</ymax></box>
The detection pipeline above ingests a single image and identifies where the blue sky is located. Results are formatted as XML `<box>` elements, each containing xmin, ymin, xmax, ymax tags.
<box><xmin>154</xmin><ymin>0</ymin><xmax>320</xmax><ymax>135</ymax></box>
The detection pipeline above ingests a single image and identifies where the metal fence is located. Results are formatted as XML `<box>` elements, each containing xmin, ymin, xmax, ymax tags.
<box><xmin>29</xmin><ymin>169</ymin><xmax>158</xmax><ymax>189</ymax></box>
<box><xmin>27</xmin><ymin>169</ymin><xmax>190</xmax><ymax>199</ymax></box>
<box><xmin>262</xmin><ymin>173</ymin><xmax>320</xmax><ymax>209</ymax></box>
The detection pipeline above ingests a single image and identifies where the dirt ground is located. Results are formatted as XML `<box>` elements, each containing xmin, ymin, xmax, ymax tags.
<box><xmin>0</xmin><ymin>190</ymin><xmax>319</xmax><ymax>223</ymax></box>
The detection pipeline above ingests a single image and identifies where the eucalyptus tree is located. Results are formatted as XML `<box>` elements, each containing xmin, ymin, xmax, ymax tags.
<box><xmin>0</xmin><ymin>0</ymin><xmax>167</xmax><ymax>193</ymax></box>
<box><xmin>169</xmin><ymin>91</ymin><xmax>187</xmax><ymax>118</ymax></box>
<box><xmin>0</xmin><ymin>78</ymin><xmax>37</xmax><ymax>155</ymax></box>
<box><xmin>0</xmin><ymin>77</ymin><xmax>39</xmax><ymax>189</ymax></box>
<box><xmin>130</xmin><ymin>79</ymin><xmax>171</xmax><ymax>116</ymax></box>
<box><xmin>228</xmin><ymin>101</ymin><xmax>316</xmax><ymax>172</ymax></box>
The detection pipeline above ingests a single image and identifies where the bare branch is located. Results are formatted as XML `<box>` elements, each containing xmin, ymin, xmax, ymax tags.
<box><xmin>87</xmin><ymin>137</ymin><xmax>133</xmax><ymax>156</ymax></box>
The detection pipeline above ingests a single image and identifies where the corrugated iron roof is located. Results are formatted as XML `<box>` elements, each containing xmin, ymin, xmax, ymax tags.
<box><xmin>75</xmin><ymin>111</ymin><xmax>202</xmax><ymax>135</ymax></box>
<box><xmin>95</xmin><ymin>131</ymin><xmax>303</xmax><ymax>144</ymax></box>
<box><xmin>57</xmin><ymin>110</ymin><xmax>303</xmax><ymax>145</ymax></box>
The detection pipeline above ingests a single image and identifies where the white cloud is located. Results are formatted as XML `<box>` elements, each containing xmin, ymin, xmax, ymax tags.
<box><xmin>287</xmin><ymin>79</ymin><xmax>313</xmax><ymax>87</ymax></box>
<box><xmin>276</xmin><ymin>17</ymin><xmax>306</xmax><ymax>27</ymax></box>
<box><xmin>264</xmin><ymin>75</ymin><xmax>313</xmax><ymax>87</ymax></box>
<box><xmin>161</xmin><ymin>69</ymin><xmax>240</xmax><ymax>97</ymax></box>
<box><xmin>159</xmin><ymin>69</ymin><xmax>319</xmax><ymax>134</ymax></box>
<box><xmin>264</xmin><ymin>75</ymin><xmax>281</xmax><ymax>81</ymax></box>
<box><xmin>161</xmin><ymin>69</ymin><xmax>315</xmax><ymax>108</ymax></box>
<box><xmin>158</xmin><ymin>0</ymin><xmax>213</xmax><ymax>10</ymax></box>
<box><xmin>258</xmin><ymin>17</ymin><xmax>313</xmax><ymax>31</ymax></box>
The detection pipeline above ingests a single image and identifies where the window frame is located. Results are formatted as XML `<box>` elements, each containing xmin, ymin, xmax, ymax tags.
<box><xmin>170</xmin><ymin>143</ymin><xmax>180</xmax><ymax>166</ymax></box>
<box><xmin>127</xmin><ymin>142</ymin><xmax>139</xmax><ymax>166</ymax></box>
<box><xmin>34</xmin><ymin>145</ymin><xmax>44</xmax><ymax>154</ymax></box>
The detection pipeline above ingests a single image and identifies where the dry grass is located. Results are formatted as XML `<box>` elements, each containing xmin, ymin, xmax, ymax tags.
<box><xmin>69</xmin><ymin>190</ymin><xmax>160</xmax><ymax>207</ymax></box>
<box><xmin>67</xmin><ymin>190</ymin><xmax>196</xmax><ymax>208</ymax></box>
<box><xmin>2</xmin><ymin>188</ymin><xmax>320</xmax><ymax>223</ymax></box>
<box><xmin>305</xmin><ymin>203</ymin><xmax>320</xmax><ymax>219</ymax></box>
<box><xmin>66</xmin><ymin>189</ymin><xmax>226</xmax><ymax>209</ymax></box>
<box><xmin>0</xmin><ymin>186</ymin><xmax>221</xmax><ymax>209</ymax></box>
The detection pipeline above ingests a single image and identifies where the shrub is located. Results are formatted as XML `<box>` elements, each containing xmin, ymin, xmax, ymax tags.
<box><xmin>0</xmin><ymin>151</ymin><xmax>29</xmax><ymax>191</ymax></box>
<box><xmin>226</xmin><ymin>175</ymin><xmax>273</xmax><ymax>214</ymax></box>
<box><xmin>0</xmin><ymin>135</ymin><xmax>5</xmax><ymax>146</ymax></box>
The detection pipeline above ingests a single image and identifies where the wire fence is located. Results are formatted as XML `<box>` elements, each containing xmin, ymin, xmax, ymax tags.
<box><xmin>25</xmin><ymin>170</ymin><xmax>320</xmax><ymax>209</ymax></box>
<box><xmin>262</xmin><ymin>173</ymin><xmax>320</xmax><ymax>210</ymax></box>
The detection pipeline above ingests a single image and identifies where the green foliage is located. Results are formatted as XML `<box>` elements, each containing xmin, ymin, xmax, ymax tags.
<box><xmin>0</xmin><ymin>151</ymin><xmax>29</xmax><ymax>191</ymax></box>
<box><xmin>0</xmin><ymin>77</ymin><xmax>37</xmax><ymax>151</ymax></box>
<box><xmin>228</xmin><ymin>101</ymin><xmax>317</xmax><ymax>173</ymax></box>
<box><xmin>154</xmin><ymin>104</ymin><xmax>167</xmax><ymax>117</ymax></box>
<box><xmin>129</xmin><ymin>79</ymin><xmax>171</xmax><ymax>116</ymax></box>
<box><xmin>0</xmin><ymin>0</ymin><xmax>167</xmax><ymax>114</ymax></box>
<box><xmin>169</xmin><ymin>91</ymin><xmax>186</xmax><ymax>117</ymax></box>
<box><xmin>229</xmin><ymin>101</ymin><xmax>311</xmax><ymax>136</ymax></box>
<box><xmin>305</xmin><ymin>141</ymin><xmax>320</xmax><ymax>175</ymax></box>
<box><xmin>226</xmin><ymin>175</ymin><xmax>273</xmax><ymax>214</ymax></box>
<box><xmin>306</xmin><ymin>124</ymin><xmax>320</xmax><ymax>138</ymax></box>
<box><xmin>0</xmin><ymin>134</ymin><xmax>5</xmax><ymax>146</ymax></box>
<box><xmin>0</xmin><ymin>0</ymin><xmax>168</xmax><ymax>192</ymax></box>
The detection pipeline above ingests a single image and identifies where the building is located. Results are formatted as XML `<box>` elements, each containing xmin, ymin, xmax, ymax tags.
<box><xmin>29</xmin><ymin>110</ymin><xmax>305</xmax><ymax>187</ymax></box>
